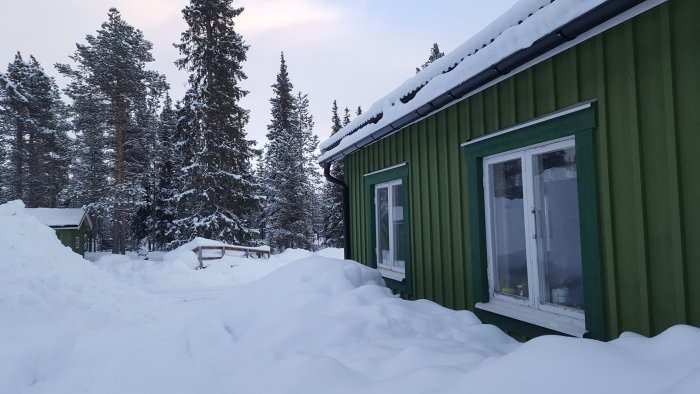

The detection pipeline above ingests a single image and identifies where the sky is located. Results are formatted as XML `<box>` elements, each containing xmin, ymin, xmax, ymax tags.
<box><xmin>0</xmin><ymin>0</ymin><xmax>518</xmax><ymax>147</ymax></box>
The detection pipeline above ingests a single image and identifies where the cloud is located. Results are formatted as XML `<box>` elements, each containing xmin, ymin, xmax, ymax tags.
<box><xmin>236</xmin><ymin>0</ymin><xmax>343</xmax><ymax>34</ymax></box>
<box><xmin>112</xmin><ymin>0</ymin><xmax>185</xmax><ymax>29</ymax></box>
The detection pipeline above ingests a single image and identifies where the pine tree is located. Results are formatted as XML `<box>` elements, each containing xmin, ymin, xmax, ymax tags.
<box><xmin>57</xmin><ymin>8</ymin><xmax>166</xmax><ymax>254</ymax></box>
<box><xmin>171</xmin><ymin>0</ymin><xmax>259</xmax><ymax>246</ymax></box>
<box><xmin>1</xmin><ymin>53</ymin><xmax>32</xmax><ymax>203</ymax></box>
<box><xmin>128</xmin><ymin>84</ymin><xmax>166</xmax><ymax>251</ymax></box>
<box><xmin>261</xmin><ymin>54</ymin><xmax>319</xmax><ymax>251</ymax></box>
<box><xmin>356</xmin><ymin>106</ymin><xmax>362</xmax><ymax>116</ymax></box>
<box><xmin>0</xmin><ymin>53</ymin><xmax>69</xmax><ymax>207</ymax></box>
<box><xmin>59</xmin><ymin>66</ymin><xmax>113</xmax><ymax>250</ymax></box>
<box><xmin>416</xmin><ymin>43</ymin><xmax>445</xmax><ymax>73</ymax></box>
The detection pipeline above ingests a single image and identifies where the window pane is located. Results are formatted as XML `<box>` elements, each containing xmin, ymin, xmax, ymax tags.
<box><xmin>488</xmin><ymin>159</ymin><xmax>528</xmax><ymax>298</ymax></box>
<box><xmin>376</xmin><ymin>186</ymin><xmax>390</xmax><ymax>267</ymax></box>
<box><xmin>533</xmin><ymin>147</ymin><xmax>584</xmax><ymax>311</ymax></box>
<box><xmin>392</xmin><ymin>183</ymin><xmax>405</xmax><ymax>271</ymax></box>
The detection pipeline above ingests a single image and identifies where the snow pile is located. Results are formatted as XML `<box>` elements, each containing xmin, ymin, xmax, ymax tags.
<box><xmin>92</xmin><ymin>247</ymin><xmax>315</xmax><ymax>292</ymax></box>
<box><xmin>319</xmin><ymin>0</ymin><xmax>609</xmax><ymax>162</ymax></box>
<box><xmin>0</xmin><ymin>200</ymin><xmax>155</xmax><ymax>328</ymax></box>
<box><xmin>173</xmin><ymin>236</ymin><xmax>271</xmax><ymax>255</ymax></box>
<box><xmin>0</xmin><ymin>200</ymin><xmax>163</xmax><ymax>391</ymax></box>
<box><xmin>1</xmin><ymin>199</ymin><xmax>699</xmax><ymax>393</ymax></box>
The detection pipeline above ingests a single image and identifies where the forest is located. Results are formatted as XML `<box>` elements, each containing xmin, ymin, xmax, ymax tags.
<box><xmin>0</xmin><ymin>1</ymin><xmax>355</xmax><ymax>254</ymax></box>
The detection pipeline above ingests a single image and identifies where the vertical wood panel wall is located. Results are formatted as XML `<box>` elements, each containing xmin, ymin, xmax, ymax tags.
<box><xmin>344</xmin><ymin>0</ymin><xmax>699</xmax><ymax>339</ymax></box>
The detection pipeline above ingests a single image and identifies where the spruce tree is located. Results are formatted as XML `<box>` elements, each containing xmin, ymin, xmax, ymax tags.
<box><xmin>152</xmin><ymin>93</ymin><xmax>178</xmax><ymax>249</ymax></box>
<box><xmin>416</xmin><ymin>43</ymin><xmax>445</xmax><ymax>73</ymax></box>
<box><xmin>330</xmin><ymin>100</ymin><xmax>341</xmax><ymax>134</ymax></box>
<box><xmin>322</xmin><ymin>100</ymin><xmax>345</xmax><ymax>248</ymax></box>
<box><xmin>342</xmin><ymin>107</ymin><xmax>351</xmax><ymax>127</ymax></box>
<box><xmin>356</xmin><ymin>106</ymin><xmax>362</xmax><ymax>116</ymax></box>
<box><xmin>261</xmin><ymin>54</ymin><xmax>319</xmax><ymax>251</ymax></box>
<box><xmin>171</xmin><ymin>0</ymin><xmax>258</xmax><ymax>246</ymax></box>
<box><xmin>57</xmin><ymin>8</ymin><xmax>166</xmax><ymax>254</ymax></box>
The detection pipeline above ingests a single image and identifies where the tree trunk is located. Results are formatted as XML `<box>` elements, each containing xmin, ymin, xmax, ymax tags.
<box><xmin>27</xmin><ymin>128</ymin><xmax>37</xmax><ymax>208</ymax></box>
<box><xmin>14</xmin><ymin>121</ymin><xmax>24</xmax><ymax>201</ymax></box>
<box><xmin>112</xmin><ymin>97</ymin><xmax>127</xmax><ymax>254</ymax></box>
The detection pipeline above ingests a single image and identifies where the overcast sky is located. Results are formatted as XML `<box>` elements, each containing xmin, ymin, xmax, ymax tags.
<box><xmin>0</xmin><ymin>0</ymin><xmax>518</xmax><ymax>147</ymax></box>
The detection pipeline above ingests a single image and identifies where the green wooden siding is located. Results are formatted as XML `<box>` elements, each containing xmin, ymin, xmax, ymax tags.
<box><xmin>344</xmin><ymin>0</ymin><xmax>699</xmax><ymax>339</ymax></box>
<box><xmin>55</xmin><ymin>229</ymin><xmax>84</xmax><ymax>256</ymax></box>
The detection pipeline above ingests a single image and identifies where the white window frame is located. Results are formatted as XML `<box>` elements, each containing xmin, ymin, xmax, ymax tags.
<box><xmin>374</xmin><ymin>179</ymin><xmax>406</xmax><ymax>281</ymax></box>
<box><xmin>480</xmin><ymin>136</ymin><xmax>586</xmax><ymax>335</ymax></box>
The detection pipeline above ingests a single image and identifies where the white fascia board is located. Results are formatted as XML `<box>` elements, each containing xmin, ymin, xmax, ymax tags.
<box><xmin>364</xmin><ymin>162</ymin><xmax>408</xmax><ymax>177</ymax></box>
<box><xmin>461</xmin><ymin>101</ymin><xmax>593</xmax><ymax>147</ymax></box>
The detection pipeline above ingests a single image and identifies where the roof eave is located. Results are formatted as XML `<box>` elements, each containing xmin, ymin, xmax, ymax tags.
<box><xmin>318</xmin><ymin>0</ymin><xmax>650</xmax><ymax>165</ymax></box>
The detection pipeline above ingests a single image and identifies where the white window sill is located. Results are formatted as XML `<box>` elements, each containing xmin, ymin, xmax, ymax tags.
<box><xmin>377</xmin><ymin>268</ymin><xmax>405</xmax><ymax>282</ymax></box>
<box><xmin>475</xmin><ymin>299</ymin><xmax>587</xmax><ymax>337</ymax></box>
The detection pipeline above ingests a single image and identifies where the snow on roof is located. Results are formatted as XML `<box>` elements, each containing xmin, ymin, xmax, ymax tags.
<box><xmin>318</xmin><ymin>0</ymin><xmax>609</xmax><ymax>163</ymax></box>
<box><xmin>24</xmin><ymin>208</ymin><xmax>88</xmax><ymax>228</ymax></box>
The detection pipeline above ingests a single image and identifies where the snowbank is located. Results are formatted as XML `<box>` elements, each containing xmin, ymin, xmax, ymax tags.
<box><xmin>93</xmin><ymin>247</ymin><xmax>307</xmax><ymax>292</ymax></box>
<box><xmin>1</xmin><ymin>200</ymin><xmax>699</xmax><ymax>393</ymax></box>
<box><xmin>0</xmin><ymin>201</ymin><xmax>164</xmax><ymax>391</ymax></box>
<box><xmin>0</xmin><ymin>200</ymin><xmax>156</xmax><ymax>328</ymax></box>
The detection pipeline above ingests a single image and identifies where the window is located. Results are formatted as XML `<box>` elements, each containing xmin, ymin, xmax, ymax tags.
<box><xmin>484</xmin><ymin>137</ymin><xmax>584</xmax><ymax>320</ymax></box>
<box><xmin>374</xmin><ymin>179</ymin><xmax>406</xmax><ymax>280</ymax></box>
<box><xmin>365</xmin><ymin>164</ymin><xmax>411</xmax><ymax>293</ymax></box>
<box><xmin>463</xmin><ymin>104</ymin><xmax>604</xmax><ymax>339</ymax></box>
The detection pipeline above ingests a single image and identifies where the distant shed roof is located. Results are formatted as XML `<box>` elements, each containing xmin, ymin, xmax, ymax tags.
<box><xmin>318</xmin><ymin>0</ymin><xmax>661</xmax><ymax>164</ymax></box>
<box><xmin>24</xmin><ymin>208</ymin><xmax>90</xmax><ymax>229</ymax></box>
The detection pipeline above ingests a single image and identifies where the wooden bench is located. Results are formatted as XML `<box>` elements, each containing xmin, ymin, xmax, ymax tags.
<box><xmin>192</xmin><ymin>245</ymin><xmax>271</xmax><ymax>269</ymax></box>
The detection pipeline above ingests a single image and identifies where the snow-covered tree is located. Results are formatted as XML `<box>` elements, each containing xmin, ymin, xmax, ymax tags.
<box><xmin>57</xmin><ymin>8</ymin><xmax>166</xmax><ymax>254</ymax></box>
<box><xmin>416</xmin><ymin>43</ymin><xmax>445</xmax><ymax>73</ymax></box>
<box><xmin>356</xmin><ymin>106</ymin><xmax>362</xmax><ymax>116</ymax></box>
<box><xmin>322</xmin><ymin>100</ymin><xmax>345</xmax><ymax>248</ymax></box>
<box><xmin>170</xmin><ymin>0</ymin><xmax>259</xmax><ymax>246</ymax></box>
<box><xmin>151</xmin><ymin>93</ymin><xmax>178</xmax><ymax>249</ymax></box>
<box><xmin>342</xmin><ymin>106</ymin><xmax>351</xmax><ymax>127</ymax></box>
<box><xmin>0</xmin><ymin>53</ymin><xmax>69</xmax><ymax>207</ymax></box>
<box><xmin>261</xmin><ymin>54</ymin><xmax>319</xmax><ymax>251</ymax></box>
<box><xmin>58</xmin><ymin>64</ymin><xmax>114</xmax><ymax>249</ymax></box>
<box><xmin>128</xmin><ymin>84</ymin><xmax>167</xmax><ymax>251</ymax></box>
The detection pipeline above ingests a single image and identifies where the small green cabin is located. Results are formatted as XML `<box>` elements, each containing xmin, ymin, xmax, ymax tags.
<box><xmin>25</xmin><ymin>208</ymin><xmax>93</xmax><ymax>256</ymax></box>
<box><xmin>319</xmin><ymin>0</ymin><xmax>699</xmax><ymax>341</ymax></box>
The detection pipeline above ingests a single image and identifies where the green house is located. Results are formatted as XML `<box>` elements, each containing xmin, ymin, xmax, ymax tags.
<box><xmin>25</xmin><ymin>208</ymin><xmax>93</xmax><ymax>256</ymax></box>
<box><xmin>319</xmin><ymin>0</ymin><xmax>699</xmax><ymax>341</ymax></box>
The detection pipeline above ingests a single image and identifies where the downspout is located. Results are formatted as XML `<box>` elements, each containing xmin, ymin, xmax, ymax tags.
<box><xmin>323</xmin><ymin>162</ymin><xmax>351</xmax><ymax>260</ymax></box>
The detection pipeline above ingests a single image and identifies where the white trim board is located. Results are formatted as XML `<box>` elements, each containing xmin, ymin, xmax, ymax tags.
<box><xmin>364</xmin><ymin>162</ymin><xmax>407</xmax><ymax>177</ymax></box>
<box><xmin>461</xmin><ymin>102</ymin><xmax>592</xmax><ymax>147</ymax></box>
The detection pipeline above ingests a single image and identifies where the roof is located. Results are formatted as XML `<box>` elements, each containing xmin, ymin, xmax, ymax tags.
<box><xmin>24</xmin><ymin>208</ymin><xmax>91</xmax><ymax>229</ymax></box>
<box><xmin>318</xmin><ymin>0</ymin><xmax>657</xmax><ymax>164</ymax></box>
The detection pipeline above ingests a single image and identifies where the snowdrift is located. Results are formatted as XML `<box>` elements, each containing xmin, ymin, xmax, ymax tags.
<box><xmin>0</xmin><ymin>200</ymin><xmax>156</xmax><ymax>327</ymax></box>
<box><xmin>1</xmin><ymin>200</ymin><xmax>699</xmax><ymax>393</ymax></box>
<box><xmin>93</xmin><ymin>247</ymin><xmax>313</xmax><ymax>291</ymax></box>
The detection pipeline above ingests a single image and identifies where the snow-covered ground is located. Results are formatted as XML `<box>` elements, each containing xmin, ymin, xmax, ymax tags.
<box><xmin>1</xmin><ymin>199</ymin><xmax>700</xmax><ymax>394</ymax></box>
